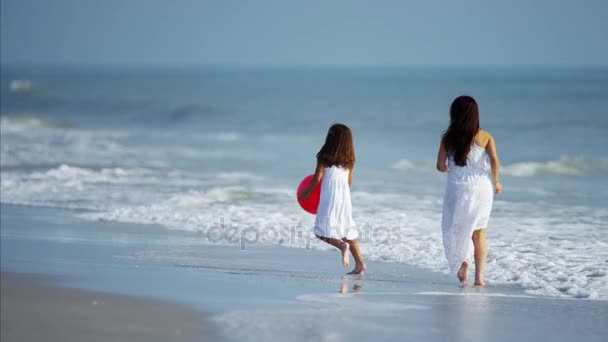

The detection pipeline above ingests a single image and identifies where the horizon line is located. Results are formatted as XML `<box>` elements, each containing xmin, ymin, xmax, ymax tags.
<box><xmin>2</xmin><ymin>62</ymin><xmax>608</xmax><ymax>70</ymax></box>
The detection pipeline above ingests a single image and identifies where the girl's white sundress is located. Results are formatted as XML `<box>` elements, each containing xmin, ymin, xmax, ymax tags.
<box><xmin>314</xmin><ymin>166</ymin><xmax>358</xmax><ymax>240</ymax></box>
<box><xmin>442</xmin><ymin>144</ymin><xmax>494</xmax><ymax>273</ymax></box>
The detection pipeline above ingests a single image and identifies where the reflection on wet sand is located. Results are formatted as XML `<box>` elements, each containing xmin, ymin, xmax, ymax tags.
<box><xmin>437</xmin><ymin>287</ymin><xmax>492</xmax><ymax>342</ymax></box>
<box><xmin>340</xmin><ymin>276</ymin><xmax>363</xmax><ymax>294</ymax></box>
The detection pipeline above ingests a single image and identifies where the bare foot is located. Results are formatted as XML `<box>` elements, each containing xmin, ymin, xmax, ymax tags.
<box><xmin>347</xmin><ymin>263</ymin><xmax>366</xmax><ymax>275</ymax></box>
<box><xmin>457</xmin><ymin>262</ymin><xmax>469</xmax><ymax>286</ymax></box>
<box><xmin>474</xmin><ymin>277</ymin><xmax>485</xmax><ymax>287</ymax></box>
<box><xmin>340</xmin><ymin>242</ymin><xmax>350</xmax><ymax>267</ymax></box>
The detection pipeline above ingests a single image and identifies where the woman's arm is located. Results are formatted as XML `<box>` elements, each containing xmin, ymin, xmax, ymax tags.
<box><xmin>436</xmin><ymin>139</ymin><xmax>449</xmax><ymax>172</ymax></box>
<box><xmin>485</xmin><ymin>134</ymin><xmax>503</xmax><ymax>194</ymax></box>
<box><xmin>298</xmin><ymin>162</ymin><xmax>324</xmax><ymax>200</ymax></box>
<box><xmin>348</xmin><ymin>167</ymin><xmax>353</xmax><ymax>187</ymax></box>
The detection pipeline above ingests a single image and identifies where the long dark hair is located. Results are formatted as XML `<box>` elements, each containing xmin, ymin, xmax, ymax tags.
<box><xmin>317</xmin><ymin>123</ymin><xmax>355</xmax><ymax>169</ymax></box>
<box><xmin>442</xmin><ymin>96</ymin><xmax>480</xmax><ymax>167</ymax></box>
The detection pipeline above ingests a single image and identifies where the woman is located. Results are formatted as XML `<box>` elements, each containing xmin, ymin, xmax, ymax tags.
<box><xmin>437</xmin><ymin>96</ymin><xmax>502</xmax><ymax>286</ymax></box>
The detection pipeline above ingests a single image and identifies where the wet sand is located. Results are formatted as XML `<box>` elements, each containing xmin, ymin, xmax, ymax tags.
<box><xmin>1</xmin><ymin>272</ymin><xmax>216</xmax><ymax>342</ymax></box>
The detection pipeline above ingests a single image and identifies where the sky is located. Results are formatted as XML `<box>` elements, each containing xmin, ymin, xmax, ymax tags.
<box><xmin>1</xmin><ymin>0</ymin><xmax>607</xmax><ymax>66</ymax></box>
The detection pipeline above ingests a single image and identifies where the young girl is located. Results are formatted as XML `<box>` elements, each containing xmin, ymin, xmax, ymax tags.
<box><xmin>298</xmin><ymin>123</ymin><xmax>366</xmax><ymax>274</ymax></box>
<box><xmin>437</xmin><ymin>96</ymin><xmax>502</xmax><ymax>286</ymax></box>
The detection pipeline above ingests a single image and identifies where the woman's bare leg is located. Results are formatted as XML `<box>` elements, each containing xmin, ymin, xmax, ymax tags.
<box><xmin>344</xmin><ymin>239</ymin><xmax>366</xmax><ymax>274</ymax></box>
<box><xmin>472</xmin><ymin>229</ymin><xmax>487</xmax><ymax>286</ymax></box>
<box><xmin>316</xmin><ymin>235</ymin><xmax>350</xmax><ymax>267</ymax></box>
<box><xmin>457</xmin><ymin>261</ymin><xmax>469</xmax><ymax>286</ymax></box>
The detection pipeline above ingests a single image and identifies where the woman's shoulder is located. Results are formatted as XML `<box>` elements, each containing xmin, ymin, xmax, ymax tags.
<box><xmin>480</xmin><ymin>129</ymin><xmax>494</xmax><ymax>139</ymax></box>
<box><xmin>475</xmin><ymin>130</ymin><xmax>493</xmax><ymax>148</ymax></box>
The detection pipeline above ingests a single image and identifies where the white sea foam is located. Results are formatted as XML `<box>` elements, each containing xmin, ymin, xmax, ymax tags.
<box><xmin>216</xmin><ymin>172</ymin><xmax>264</xmax><ymax>181</ymax></box>
<box><xmin>390</xmin><ymin>156</ymin><xmax>608</xmax><ymax>177</ymax></box>
<box><xmin>0</xmin><ymin>115</ymin><xmax>51</xmax><ymax>129</ymax></box>
<box><xmin>9</xmin><ymin>80</ymin><xmax>34</xmax><ymax>93</ymax></box>
<box><xmin>212</xmin><ymin>132</ymin><xmax>242</xmax><ymax>142</ymax></box>
<box><xmin>0</xmin><ymin>117</ymin><xmax>267</xmax><ymax>168</ymax></box>
<box><xmin>501</xmin><ymin>156</ymin><xmax>608</xmax><ymax>177</ymax></box>
<box><xmin>0</xmin><ymin>117</ymin><xmax>135</xmax><ymax>168</ymax></box>
<box><xmin>2</xmin><ymin>167</ymin><xmax>161</xmax><ymax>210</ymax></box>
<box><xmin>389</xmin><ymin>159</ymin><xmax>416</xmax><ymax>171</ymax></box>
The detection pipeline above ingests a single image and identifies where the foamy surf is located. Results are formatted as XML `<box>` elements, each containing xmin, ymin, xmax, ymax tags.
<box><xmin>8</xmin><ymin>80</ymin><xmax>34</xmax><ymax>93</ymax></box>
<box><xmin>501</xmin><ymin>156</ymin><xmax>608</xmax><ymax>177</ymax></box>
<box><xmin>389</xmin><ymin>156</ymin><xmax>608</xmax><ymax>177</ymax></box>
<box><xmin>2</xmin><ymin>160</ymin><xmax>606</xmax><ymax>300</ymax></box>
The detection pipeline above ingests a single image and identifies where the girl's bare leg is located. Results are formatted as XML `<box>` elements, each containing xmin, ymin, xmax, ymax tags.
<box><xmin>472</xmin><ymin>229</ymin><xmax>487</xmax><ymax>286</ymax></box>
<box><xmin>344</xmin><ymin>239</ymin><xmax>366</xmax><ymax>274</ymax></box>
<box><xmin>316</xmin><ymin>235</ymin><xmax>350</xmax><ymax>267</ymax></box>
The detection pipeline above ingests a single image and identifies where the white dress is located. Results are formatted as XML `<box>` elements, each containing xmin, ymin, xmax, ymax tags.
<box><xmin>442</xmin><ymin>144</ymin><xmax>494</xmax><ymax>273</ymax></box>
<box><xmin>314</xmin><ymin>166</ymin><xmax>358</xmax><ymax>240</ymax></box>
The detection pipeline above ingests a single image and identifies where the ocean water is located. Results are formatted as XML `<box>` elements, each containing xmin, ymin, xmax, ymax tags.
<box><xmin>1</xmin><ymin>65</ymin><xmax>607</xmax><ymax>299</ymax></box>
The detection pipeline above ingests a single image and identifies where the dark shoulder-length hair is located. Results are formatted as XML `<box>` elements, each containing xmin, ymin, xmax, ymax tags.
<box><xmin>442</xmin><ymin>96</ymin><xmax>480</xmax><ymax>167</ymax></box>
<box><xmin>317</xmin><ymin>123</ymin><xmax>356</xmax><ymax>169</ymax></box>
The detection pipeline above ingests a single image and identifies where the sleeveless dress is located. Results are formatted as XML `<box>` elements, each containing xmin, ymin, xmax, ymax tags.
<box><xmin>314</xmin><ymin>166</ymin><xmax>358</xmax><ymax>240</ymax></box>
<box><xmin>442</xmin><ymin>144</ymin><xmax>494</xmax><ymax>272</ymax></box>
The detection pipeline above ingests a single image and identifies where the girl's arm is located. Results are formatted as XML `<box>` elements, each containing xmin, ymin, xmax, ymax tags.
<box><xmin>348</xmin><ymin>168</ymin><xmax>353</xmax><ymax>188</ymax></box>
<box><xmin>485</xmin><ymin>134</ymin><xmax>503</xmax><ymax>194</ymax></box>
<box><xmin>436</xmin><ymin>138</ymin><xmax>449</xmax><ymax>172</ymax></box>
<box><xmin>298</xmin><ymin>162</ymin><xmax>324</xmax><ymax>200</ymax></box>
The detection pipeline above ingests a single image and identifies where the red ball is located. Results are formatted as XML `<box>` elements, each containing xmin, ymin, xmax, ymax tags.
<box><xmin>297</xmin><ymin>174</ymin><xmax>321</xmax><ymax>214</ymax></box>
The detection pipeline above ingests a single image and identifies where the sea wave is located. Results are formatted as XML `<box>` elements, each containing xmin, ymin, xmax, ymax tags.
<box><xmin>0</xmin><ymin>164</ymin><xmax>208</xmax><ymax>211</ymax></box>
<box><xmin>389</xmin><ymin>159</ymin><xmax>434</xmax><ymax>172</ymax></box>
<box><xmin>28</xmin><ymin>164</ymin><xmax>156</xmax><ymax>183</ymax></box>
<box><xmin>0</xmin><ymin>117</ymin><xmax>134</xmax><ymax>168</ymax></box>
<box><xmin>0</xmin><ymin>116</ymin><xmax>260</xmax><ymax>169</ymax></box>
<box><xmin>0</xmin><ymin>115</ymin><xmax>73</xmax><ymax>130</ymax></box>
<box><xmin>501</xmin><ymin>156</ymin><xmax>608</xmax><ymax>177</ymax></box>
<box><xmin>390</xmin><ymin>156</ymin><xmax>608</xmax><ymax>177</ymax></box>
<box><xmin>8</xmin><ymin>80</ymin><xmax>34</xmax><ymax>93</ymax></box>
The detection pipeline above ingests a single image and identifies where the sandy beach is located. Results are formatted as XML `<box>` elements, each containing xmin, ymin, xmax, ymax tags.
<box><xmin>1</xmin><ymin>272</ymin><xmax>217</xmax><ymax>342</ymax></box>
<box><xmin>1</xmin><ymin>204</ymin><xmax>607</xmax><ymax>342</ymax></box>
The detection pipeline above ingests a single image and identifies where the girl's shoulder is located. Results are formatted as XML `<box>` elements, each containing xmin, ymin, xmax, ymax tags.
<box><xmin>324</xmin><ymin>164</ymin><xmax>351</xmax><ymax>171</ymax></box>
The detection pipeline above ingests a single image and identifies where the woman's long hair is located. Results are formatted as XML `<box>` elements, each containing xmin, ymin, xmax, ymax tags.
<box><xmin>442</xmin><ymin>96</ymin><xmax>480</xmax><ymax>167</ymax></box>
<box><xmin>317</xmin><ymin>123</ymin><xmax>355</xmax><ymax>169</ymax></box>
